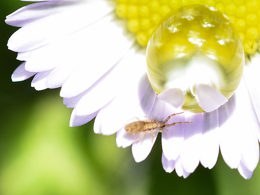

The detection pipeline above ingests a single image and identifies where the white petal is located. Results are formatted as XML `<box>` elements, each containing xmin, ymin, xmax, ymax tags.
<box><xmin>195</xmin><ymin>84</ymin><xmax>228</xmax><ymax>112</ymax></box>
<box><xmin>179</xmin><ymin>113</ymin><xmax>203</xmax><ymax>173</ymax></box>
<box><xmin>218</xmin><ymin>99</ymin><xmax>241</xmax><ymax>169</ymax></box>
<box><xmin>24</xmin><ymin>55</ymin><xmax>58</xmax><ymax>74</ymax></box>
<box><xmin>239</xmin><ymin>127</ymin><xmax>259</xmax><ymax>172</ymax></box>
<box><xmin>94</xmin><ymin>78</ymin><xmax>156</xmax><ymax>135</ymax></box>
<box><xmin>175</xmin><ymin>158</ymin><xmax>190</xmax><ymax>178</ymax></box>
<box><xmin>11</xmin><ymin>62</ymin><xmax>35</xmax><ymax>82</ymax></box>
<box><xmin>6</xmin><ymin>1</ymin><xmax>99</xmax><ymax>26</ymax></box>
<box><xmin>29</xmin><ymin>64</ymin><xmax>72</xmax><ymax>90</ymax></box>
<box><xmin>132</xmin><ymin>132</ymin><xmax>158</xmax><ymax>163</ymax></box>
<box><xmin>162</xmin><ymin>123</ymin><xmax>184</xmax><ymax>161</ymax></box>
<box><xmin>63</xmin><ymin>94</ymin><xmax>84</xmax><ymax>108</ymax></box>
<box><xmin>94</xmin><ymin>51</ymin><xmax>154</xmax><ymax>135</ymax></box>
<box><xmin>68</xmin><ymin>57</ymin><xmax>125</xmax><ymax>127</ymax></box>
<box><xmin>24</xmin><ymin>0</ymin><xmax>67</xmax><ymax>1</ymax></box>
<box><xmin>162</xmin><ymin>154</ymin><xmax>175</xmax><ymax>173</ymax></box>
<box><xmin>200</xmin><ymin>110</ymin><xmax>220</xmax><ymax>169</ymax></box>
<box><xmin>153</xmin><ymin>98</ymin><xmax>186</xmax><ymax>160</ymax></box>
<box><xmin>6</xmin><ymin>2</ymin><xmax>67</xmax><ymax>27</ymax></box>
<box><xmin>46</xmin><ymin>66</ymin><xmax>72</xmax><ymax>89</ymax></box>
<box><xmin>7</xmin><ymin>0</ymin><xmax>113</xmax><ymax>51</ymax></box>
<box><xmin>153</xmin><ymin>96</ymin><xmax>187</xmax><ymax>162</ymax></box>
<box><xmin>17</xmin><ymin>51</ymin><xmax>31</xmax><ymax>61</ymax></box>
<box><xmin>244</xmin><ymin>54</ymin><xmax>260</xmax><ymax>139</ymax></box>
<box><xmin>116</xmin><ymin>129</ymin><xmax>140</xmax><ymax>148</ymax></box>
<box><xmin>149</xmin><ymin>94</ymin><xmax>185</xmax><ymax>120</ymax></box>
<box><xmin>238</xmin><ymin>163</ymin><xmax>253</xmax><ymax>179</ymax></box>
<box><xmin>158</xmin><ymin>88</ymin><xmax>185</xmax><ymax>108</ymax></box>
<box><xmin>31</xmin><ymin>71</ymin><xmax>51</xmax><ymax>90</ymax></box>
<box><xmin>219</xmin><ymin>79</ymin><xmax>259</xmax><ymax>169</ymax></box>
<box><xmin>72</xmin><ymin>70</ymin><xmax>118</xmax><ymax>118</ymax></box>
<box><xmin>72</xmin><ymin>48</ymin><xmax>143</xmax><ymax>121</ymax></box>
<box><xmin>70</xmin><ymin>110</ymin><xmax>97</xmax><ymax>127</ymax></box>
<box><xmin>60</xmin><ymin>15</ymin><xmax>133</xmax><ymax>98</ymax></box>
<box><xmin>94</xmin><ymin>98</ymin><xmax>133</xmax><ymax>135</ymax></box>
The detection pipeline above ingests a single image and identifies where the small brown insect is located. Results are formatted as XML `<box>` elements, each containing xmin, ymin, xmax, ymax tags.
<box><xmin>125</xmin><ymin>112</ymin><xmax>190</xmax><ymax>134</ymax></box>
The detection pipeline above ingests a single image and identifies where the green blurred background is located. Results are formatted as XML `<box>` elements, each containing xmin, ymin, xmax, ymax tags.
<box><xmin>1</xmin><ymin>1</ymin><xmax>260</xmax><ymax>195</ymax></box>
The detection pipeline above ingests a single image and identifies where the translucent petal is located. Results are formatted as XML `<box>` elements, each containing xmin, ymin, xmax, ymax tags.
<box><xmin>179</xmin><ymin>113</ymin><xmax>203</xmax><ymax>173</ymax></box>
<box><xmin>116</xmin><ymin>129</ymin><xmax>140</xmax><ymax>148</ymax></box>
<box><xmin>158</xmin><ymin>88</ymin><xmax>185</xmax><ymax>108</ymax></box>
<box><xmin>162</xmin><ymin>122</ymin><xmax>184</xmax><ymax>161</ymax></box>
<box><xmin>69</xmin><ymin>65</ymin><xmax>127</xmax><ymax>126</ymax></box>
<box><xmin>132</xmin><ymin>132</ymin><xmax>158</xmax><ymax>163</ymax></box>
<box><xmin>195</xmin><ymin>84</ymin><xmax>228</xmax><ymax>112</ymax></box>
<box><xmin>60</xmin><ymin>15</ymin><xmax>133</xmax><ymax>98</ymax></box>
<box><xmin>70</xmin><ymin>110</ymin><xmax>97</xmax><ymax>127</ymax></box>
<box><xmin>94</xmin><ymin>77</ymin><xmax>156</xmax><ymax>135</ymax></box>
<box><xmin>238</xmin><ymin>163</ymin><xmax>253</xmax><ymax>179</ymax></box>
<box><xmin>7</xmin><ymin>0</ymin><xmax>112</xmax><ymax>51</ymax></box>
<box><xmin>239</xmin><ymin>125</ymin><xmax>259</xmax><ymax>172</ymax></box>
<box><xmin>175</xmin><ymin>158</ymin><xmax>190</xmax><ymax>178</ymax></box>
<box><xmin>244</xmin><ymin>54</ymin><xmax>260</xmax><ymax>139</ymax></box>
<box><xmin>6</xmin><ymin>2</ymin><xmax>72</xmax><ymax>27</ymax></box>
<box><xmin>63</xmin><ymin>94</ymin><xmax>84</xmax><ymax>108</ymax></box>
<box><xmin>94</xmin><ymin>97</ymin><xmax>135</xmax><ymax>135</ymax></box>
<box><xmin>219</xmin><ymin>79</ymin><xmax>259</xmax><ymax>169</ymax></box>
<box><xmin>219</xmin><ymin>100</ymin><xmax>242</xmax><ymax>169</ymax></box>
<box><xmin>154</xmin><ymin>97</ymin><xmax>186</xmax><ymax>161</ymax></box>
<box><xmin>71</xmin><ymin>69</ymin><xmax>117</xmax><ymax>117</ymax></box>
<box><xmin>94</xmin><ymin>51</ymin><xmax>154</xmax><ymax>135</ymax></box>
<box><xmin>6</xmin><ymin>1</ymin><xmax>101</xmax><ymax>26</ymax></box>
<box><xmin>46</xmin><ymin>66</ymin><xmax>72</xmax><ymax>89</ymax></box>
<box><xmin>11</xmin><ymin>62</ymin><xmax>35</xmax><ymax>82</ymax></box>
<box><xmin>24</xmin><ymin>53</ymin><xmax>59</xmax><ymax>72</ymax></box>
<box><xmin>161</xmin><ymin>154</ymin><xmax>175</xmax><ymax>173</ymax></box>
<box><xmin>31</xmin><ymin>70</ymin><xmax>52</xmax><ymax>90</ymax></box>
<box><xmin>200</xmin><ymin>110</ymin><xmax>220</xmax><ymax>169</ymax></box>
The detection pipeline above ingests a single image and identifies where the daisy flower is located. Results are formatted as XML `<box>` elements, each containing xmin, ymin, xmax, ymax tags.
<box><xmin>6</xmin><ymin>0</ymin><xmax>260</xmax><ymax>179</ymax></box>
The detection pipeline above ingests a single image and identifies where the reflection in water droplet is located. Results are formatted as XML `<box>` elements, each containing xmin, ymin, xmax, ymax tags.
<box><xmin>146</xmin><ymin>5</ymin><xmax>244</xmax><ymax>112</ymax></box>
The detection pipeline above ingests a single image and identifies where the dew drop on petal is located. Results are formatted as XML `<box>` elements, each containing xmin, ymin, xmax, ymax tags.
<box><xmin>146</xmin><ymin>5</ymin><xmax>244</xmax><ymax>113</ymax></box>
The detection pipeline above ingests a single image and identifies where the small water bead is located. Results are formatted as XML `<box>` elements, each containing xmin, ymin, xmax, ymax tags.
<box><xmin>146</xmin><ymin>5</ymin><xmax>244</xmax><ymax>112</ymax></box>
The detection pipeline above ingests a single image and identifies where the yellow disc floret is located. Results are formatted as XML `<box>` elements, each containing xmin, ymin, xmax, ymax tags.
<box><xmin>115</xmin><ymin>0</ymin><xmax>260</xmax><ymax>56</ymax></box>
<box><xmin>146</xmin><ymin>5</ymin><xmax>244</xmax><ymax>112</ymax></box>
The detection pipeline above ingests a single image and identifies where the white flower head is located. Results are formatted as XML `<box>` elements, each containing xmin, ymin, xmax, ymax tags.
<box><xmin>6</xmin><ymin>0</ymin><xmax>260</xmax><ymax>179</ymax></box>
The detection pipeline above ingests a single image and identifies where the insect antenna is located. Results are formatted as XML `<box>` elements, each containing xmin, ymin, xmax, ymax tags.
<box><xmin>165</xmin><ymin>121</ymin><xmax>192</xmax><ymax>127</ymax></box>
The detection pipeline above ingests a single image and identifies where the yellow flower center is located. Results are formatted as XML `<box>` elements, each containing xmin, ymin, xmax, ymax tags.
<box><xmin>115</xmin><ymin>0</ymin><xmax>260</xmax><ymax>56</ymax></box>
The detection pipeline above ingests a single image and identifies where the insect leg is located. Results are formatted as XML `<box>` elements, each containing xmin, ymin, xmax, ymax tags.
<box><xmin>163</xmin><ymin>112</ymin><xmax>184</xmax><ymax>123</ymax></box>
